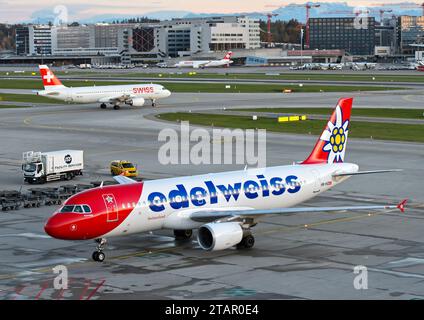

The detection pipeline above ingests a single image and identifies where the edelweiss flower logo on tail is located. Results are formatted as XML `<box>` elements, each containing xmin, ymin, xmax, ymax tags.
<box><xmin>301</xmin><ymin>97</ymin><xmax>353</xmax><ymax>165</ymax></box>
<box><xmin>320</xmin><ymin>105</ymin><xmax>349</xmax><ymax>163</ymax></box>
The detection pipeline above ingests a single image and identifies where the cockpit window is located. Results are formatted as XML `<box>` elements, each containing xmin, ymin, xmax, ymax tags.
<box><xmin>60</xmin><ymin>204</ymin><xmax>92</xmax><ymax>214</ymax></box>
<box><xmin>60</xmin><ymin>205</ymin><xmax>74</xmax><ymax>213</ymax></box>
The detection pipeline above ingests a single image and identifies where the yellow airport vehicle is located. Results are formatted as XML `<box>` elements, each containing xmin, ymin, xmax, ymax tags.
<box><xmin>110</xmin><ymin>160</ymin><xmax>138</xmax><ymax>177</ymax></box>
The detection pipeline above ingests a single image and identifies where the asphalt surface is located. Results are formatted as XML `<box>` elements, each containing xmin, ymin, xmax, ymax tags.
<box><xmin>0</xmin><ymin>89</ymin><xmax>423</xmax><ymax>300</ymax></box>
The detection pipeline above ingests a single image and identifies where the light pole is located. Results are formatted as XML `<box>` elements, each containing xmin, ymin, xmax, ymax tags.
<box><xmin>300</xmin><ymin>28</ymin><xmax>304</xmax><ymax>65</ymax></box>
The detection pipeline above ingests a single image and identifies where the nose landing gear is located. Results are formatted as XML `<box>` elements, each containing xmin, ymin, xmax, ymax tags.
<box><xmin>92</xmin><ymin>238</ymin><xmax>107</xmax><ymax>262</ymax></box>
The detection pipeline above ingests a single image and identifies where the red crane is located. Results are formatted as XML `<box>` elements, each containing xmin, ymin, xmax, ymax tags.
<box><xmin>305</xmin><ymin>3</ymin><xmax>321</xmax><ymax>48</ymax></box>
<box><xmin>263</xmin><ymin>13</ymin><xmax>279</xmax><ymax>46</ymax></box>
<box><xmin>265</xmin><ymin>3</ymin><xmax>320</xmax><ymax>48</ymax></box>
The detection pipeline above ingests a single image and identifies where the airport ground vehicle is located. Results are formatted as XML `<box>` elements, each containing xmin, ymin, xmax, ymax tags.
<box><xmin>110</xmin><ymin>160</ymin><xmax>138</xmax><ymax>177</ymax></box>
<box><xmin>44</xmin><ymin>98</ymin><xmax>406</xmax><ymax>262</ymax></box>
<box><xmin>23</xmin><ymin>150</ymin><xmax>84</xmax><ymax>184</ymax></box>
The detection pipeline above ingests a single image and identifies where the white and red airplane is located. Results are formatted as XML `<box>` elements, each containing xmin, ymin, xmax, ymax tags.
<box><xmin>36</xmin><ymin>65</ymin><xmax>171</xmax><ymax>109</ymax></box>
<box><xmin>44</xmin><ymin>97</ymin><xmax>406</xmax><ymax>262</ymax></box>
<box><xmin>174</xmin><ymin>51</ymin><xmax>233</xmax><ymax>69</ymax></box>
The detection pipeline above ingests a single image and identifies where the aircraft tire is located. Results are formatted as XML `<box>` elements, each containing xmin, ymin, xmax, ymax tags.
<box><xmin>174</xmin><ymin>229</ymin><xmax>193</xmax><ymax>240</ymax></box>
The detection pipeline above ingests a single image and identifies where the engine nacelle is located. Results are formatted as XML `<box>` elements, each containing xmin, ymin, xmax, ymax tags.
<box><xmin>129</xmin><ymin>97</ymin><xmax>145</xmax><ymax>107</ymax></box>
<box><xmin>197</xmin><ymin>222</ymin><xmax>243</xmax><ymax>251</ymax></box>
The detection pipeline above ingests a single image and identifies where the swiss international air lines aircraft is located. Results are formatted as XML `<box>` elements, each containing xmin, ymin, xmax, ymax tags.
<box><xmin>36</xmin><ymin>65</ymin><xmax>171</xmax><ymax>109</ymax></box>
<box><xmin>44</xmin><ymin>98</ymin><xmax>407</xmax><ymax>262</ymax></box>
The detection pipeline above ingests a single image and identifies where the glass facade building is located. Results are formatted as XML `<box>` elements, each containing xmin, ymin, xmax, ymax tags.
<box><xmin>15</xmin><ymin>26</ymin><xmax>30</xmax><ymax>55</ymax></box>
<box><xmin>398</xmin><ymin>16</ymin><xmax>424</xmax><ymax>55</ymax></box>
<box><xmin>309</xmin><ymin>17</ymin><xmax>376</xmax><ymax>55</ymax></box>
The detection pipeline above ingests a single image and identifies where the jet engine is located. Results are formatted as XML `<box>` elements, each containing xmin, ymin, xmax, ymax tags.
<box><xmin>197</xmin><ymin>222</ymin><xmax>243</xmax><ymax>251</ymax></box>
<box><xmin>129</xmin><ymin>97</ymin><xmax>145</xmax><ymax>107</ymax></box>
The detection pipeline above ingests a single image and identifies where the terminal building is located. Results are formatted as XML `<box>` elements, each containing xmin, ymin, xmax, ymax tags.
<box><xmin>10</xmin><ymin>16</ymin><xmax>260</xmax><ymax>65</ymax></box>
<box><xmin>154</xmin><ymin>16</ymin><xmax>260</xmax><ymax>57</ymax></box>
<box><xmin>15</xmin><ymin>25</ymin><xmax>52</xmax><ymax>56</ymax></box>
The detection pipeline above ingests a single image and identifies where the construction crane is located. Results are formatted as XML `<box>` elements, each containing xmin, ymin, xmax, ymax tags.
<box><xmin>399</xmin><ymin>2</ymin><xmax>424</xmax><ymax>16</ymax></box>
<box><xmin>305</xmin><ymin>3</ymin><xmax>321</xmax><ymax>48</ymax></box>
<box><xmin>323</xmin><ymin>8</ymin><xmax>392</xmax><ymax>25</ymax></box>
<box><xmin>265</xmin><ymin>3</ymin><xmax>320</xmax><ymax>48</ymax></box>
<box><xmin>378</xmin><ymin>9</ymin><xmax>393</xmax><ymax>24</ymax></box>
<box><xmin>263</xmin><ymin>13</ymin><xmax>279</xmax><ymax>46</ymax></box>
<box><xmin>371</xmin><ymin>2</ymin><xmax>424</xmax><ymax>16</ymax></box>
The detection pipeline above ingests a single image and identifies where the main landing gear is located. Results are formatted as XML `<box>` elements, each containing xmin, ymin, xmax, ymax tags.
<box><xmin>174</xmin><ymin>229</ymin><xmax>193</xmax><ymax>241</ymax></box>
<box><xmin>100</xmin><ymin>103</ymin><xmax>107</xmax><ymax>109</ymax></box>
<box><xmin>113</xmin><ymin>104</ymin><xmax>121</xmax><ymax>110</ymax></box>
<box><xmin>236</xmin><ymin>232</ymin><xmax>255</xmax><ymax>250</ymax></box>
<box><xmin>152</xmin><ymin>99</ymin><xmax>157</xmax><ymax>107</ymax></box>
<box><xmin>92</xmin><ymin>238</ymin><xmax>107</xmax><ymax>262</ymax></box>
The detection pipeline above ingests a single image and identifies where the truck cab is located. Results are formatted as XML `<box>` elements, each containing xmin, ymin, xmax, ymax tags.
<box><xmin>22</xmin><ymin>161</ymin><xmax>45</xmax><ymax>183</ymax></box>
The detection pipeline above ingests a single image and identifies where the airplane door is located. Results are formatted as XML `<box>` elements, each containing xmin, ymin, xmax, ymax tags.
<box><xmin>102</xmin><ymin>194</ymin><xmax>119</xmax><ymax>222</ymax></box>
<box><xmin>311</xmin><ymin>169</ymin><xmax>321</xmax><ymax>193</ymax></box>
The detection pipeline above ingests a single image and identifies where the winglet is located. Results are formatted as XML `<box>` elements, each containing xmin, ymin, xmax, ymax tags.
<box><xmin>397</xmin><ymin>199</ymin><xmax>408</xmax><ymax>213</ymax></box>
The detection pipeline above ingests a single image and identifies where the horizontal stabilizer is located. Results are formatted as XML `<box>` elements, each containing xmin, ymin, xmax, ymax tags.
<box><xmin>189</xmin><ymin>199</ymin><xmax>407</xmax><ymax>223</ymax></box>
<box><xmin>113</xmin><ymin>175</ymin><xmax>137</xmax><ymax>185</ymax></box>
<box><xmin>333</xmin><ymin>169</ymin><xmax>402</xmax><ymax>177</ymax></box>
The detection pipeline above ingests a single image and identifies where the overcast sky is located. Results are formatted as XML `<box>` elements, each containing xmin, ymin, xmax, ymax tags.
<box><xmin>0</xmin><ymin>0</ymin><xmax>420</xmax><ymax>23</ymax></box>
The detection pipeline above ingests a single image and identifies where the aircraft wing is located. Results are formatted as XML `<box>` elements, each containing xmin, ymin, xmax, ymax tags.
<box><xmin>113</xmin><ymin>175</ymin><xmax>137</xmax><ymax>184</ymax></box>
<box><xmin>98</xmin><ymin>94</ymin><xmax>133</xmax><ymax>104</ymax></box>
<box><xmin>189</xmin><ymin>199</ymin><xmax>407</xmax><ymax>223</ymax></box>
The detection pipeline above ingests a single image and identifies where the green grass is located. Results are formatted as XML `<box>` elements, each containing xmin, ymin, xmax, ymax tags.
<box><xmin>97</xmin><ymin>72</ymin><xmax>424</xmax><ymax>83</ymax></box>
<box><xmin>235</xmin><ymin>108</ymin><xmax>424</xmax><ymax>120</ymax></box>
<box><xmin>157</xmin><ymin>112</ymin><xmax>424</xmax><ymax>143</ymax></box>
<box><xmin>3</xmin><ymin>71</ymin><xmax>424</xmax><ymax>83</ymax></box>
<box><xmin>0</xmin><ymin>93</ymin><xmax>58</xmax><ymax>104</ymax></box>
<box><xmin>0</xmin><ymin>104</ymin><xmax>29</xmax><ymax>108</ymax></box>
<box><xmin>0</xmin><ymin>79</ymin><xmax>406</xmax><ymax>93</ymax></box>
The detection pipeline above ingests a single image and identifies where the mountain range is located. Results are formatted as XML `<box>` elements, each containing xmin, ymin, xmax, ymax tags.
<box><xmin>28</xmin><ymin>2</ymin><xmax>423</xmax><ymax>24</ymax></box>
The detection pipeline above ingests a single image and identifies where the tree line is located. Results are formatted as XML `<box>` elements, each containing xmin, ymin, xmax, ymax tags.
<box><xmin>259</xmin><ymin>19</ymin><xmax>302</xmax><ymax>44</ymax></box>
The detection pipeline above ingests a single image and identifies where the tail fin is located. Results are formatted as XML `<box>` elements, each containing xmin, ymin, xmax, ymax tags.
<box><xmin>39</xmin><ymin>65</ymin><xmax>65</xmax><ymax>89</ymax></box>
<box><xmin>302</xmin><ymin>97</ymin><xmax>353</xmax><ymax>165</ymax></box>
<box><xmin>223</xmin><ymin>51</ymin><xmax>233</xmax><ymax>60</ymax></box>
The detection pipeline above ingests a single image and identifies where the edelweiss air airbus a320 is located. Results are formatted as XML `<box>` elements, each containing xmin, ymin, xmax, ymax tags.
<box><xmin>44</xmin><ymin>98</ymin><xmax>407</xmax><ymax>262</ymax></box>
<box><xmin>36</xmin><ymin>65</ymin><xmax>171</xmax><ymax>109</ymax></box>
<box><xmin>174</xmin><ymin>51</ymin><xmax>233</xmax><ymax>69</ymax></box>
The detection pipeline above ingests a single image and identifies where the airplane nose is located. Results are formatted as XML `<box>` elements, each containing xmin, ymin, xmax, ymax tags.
<box><xmin>44</xmin><ymin>216</ymin><xmax>61</xmax><ymax>238</ymax></box>
<box><xmin>44</xmin><ymin>214</ymin><xmax>77</xmax><ymax>239</ymax></box>
<box><xmin>164</xmin><ymin>90</ymin><xmax>171</xmax><ymax>97</ymax></box>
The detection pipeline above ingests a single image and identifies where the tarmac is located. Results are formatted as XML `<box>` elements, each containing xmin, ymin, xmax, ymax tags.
<box><xmin>0</xmin><ymin>86</ymin><xmax>423</xmax><ymax>300</ymax></box>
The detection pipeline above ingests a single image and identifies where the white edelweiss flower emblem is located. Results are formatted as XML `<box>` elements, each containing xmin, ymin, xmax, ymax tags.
<box><xmin>320</xmin><ymin>105</ymin><xmax>349</xmax><ymax>163</ymax></box>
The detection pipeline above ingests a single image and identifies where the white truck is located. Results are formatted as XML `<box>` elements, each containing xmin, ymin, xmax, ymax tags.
<box><xmin>22</xmin><ymin>150</ymin><xmax>84</xmax><ymax>184</ymax></box>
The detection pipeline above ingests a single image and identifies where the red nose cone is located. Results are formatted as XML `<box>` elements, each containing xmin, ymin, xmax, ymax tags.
<box><xmin>44</xmin><ymin>215</ymin><xmax>64</xmax><ymax>239</ymax></box>
<box><xmin>44</xmin><ymin>214</ymin><xmax>79</xmax><ymax>240</ymax></box>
